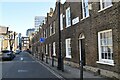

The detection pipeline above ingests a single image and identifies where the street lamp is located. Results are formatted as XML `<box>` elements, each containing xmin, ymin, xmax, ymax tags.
<box><xmin>57</xmin><ymin>0</ymin><xmax>63</xmax><ymax>71</ymax></box>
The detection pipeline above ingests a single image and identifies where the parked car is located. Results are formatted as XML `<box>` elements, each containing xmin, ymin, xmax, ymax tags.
<box><xmin>10</xmin><ymin>51</ymin><xmax>16</xmax><ymax>59</ymax></box>
<box><xmin>0</xmin><ymin>50</ymin><xmax>15</xmax><ymax>61</ymax></box>
<box><xmin>26</xmin><ymin>49</ymin><xmax>31</xmax><ymax>54</ymax></box>
<box><xmin>15</xmin><ymin>50</ymin><xmax>21</xmax><ymax>54</ymax></box>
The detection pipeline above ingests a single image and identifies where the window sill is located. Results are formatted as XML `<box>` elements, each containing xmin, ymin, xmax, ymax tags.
<box><xmin>53</xmin><ymin>54</ymin><xmax>56</xmax><ymax>56</ymax></box>
<box><xmin>66</xmin><ymin>56</ymin><xmax>71</xmax><ymax>58</ymax></box>
<box><xmin>98</xmin><ymin>5</ymin><xmax>113</xmax><ymax>13</ymax></box>
<box><xmin>49</xmin><ymin>33</ymin><xmax>55</xmax><ymax>36</ymax></box>
<box><xmin>96</xmin><ymin>60</ymin><xmax>114</xmax><ymax>66</ymax></box>
<box><xmin>80</xmin><ymin>16</ymin><xmax>90</xmax><ymax>21</ymax></box>
<box><xmin>66</xmin><ymin>25</ymin><xmax>71</xmax><ymax>28</ymax></box>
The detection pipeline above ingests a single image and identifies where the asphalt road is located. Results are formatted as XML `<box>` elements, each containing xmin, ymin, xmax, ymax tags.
<box><xmin>1</xmin><ymin>51</ymin><xmax>62</xmax><ymax>80</ymax></box>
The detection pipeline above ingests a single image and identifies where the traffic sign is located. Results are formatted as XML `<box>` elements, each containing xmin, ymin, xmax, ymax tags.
<box><xmin>40</xmin><ymin>38</ymin><xmax>45</xmax><ymax>43</ymax></box>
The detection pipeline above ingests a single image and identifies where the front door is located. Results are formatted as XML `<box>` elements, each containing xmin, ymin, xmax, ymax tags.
<box><xmin>79</xmin><ymin>39</ymin><xmax>86</xmax><ymax>66</ymax></box>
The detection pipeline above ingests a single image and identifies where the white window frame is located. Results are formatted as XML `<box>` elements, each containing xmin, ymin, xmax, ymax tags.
<box><xmin>65</xmin><ymin>38</ymin><xmax>71</xmax><ymax>58</ymax></box>
<box><xmin>50</xmin><ymin>23</ymin><xmax>55</xmax><ymax>36</ymax></box>
<box><xmin>97</xmin><ymin>29</ymin><xmax>114</xmax><ymax>66</ymax></box>
<box><xmin>98</xmin><ymin>0</ymin><xmax>112</xmax><ymax>12</ymax></box>
<box><xmin>49</xmin><ymin>44</ymin><xmax>51</xmax><ymax>58</ymax></box>
<box><xmin>81</xmin><ymin>0</ymin><xmax>89</xmax><ymax>19</ymax></box>
<box><xmin>53</xmin><ymin>42</ymin><xmax>56</xmax><ymax>56</ymax></box>
<box><xmin>43</xmin><ymin>30</ymin><xmax>46</xmax><ymax>38</ymax></box>
<box><xmin>66</xmin><ymin>7</ymin><xmax>71</xmax><ymax>28</ymax></box>
<box><xmin>60</xmin><ymin>13</ymin><xmax>63</xmax><ymax>30</ymax></box>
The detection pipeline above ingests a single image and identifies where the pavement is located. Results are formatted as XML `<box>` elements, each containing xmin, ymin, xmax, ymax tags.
<box><xmin>30</xmin><ymin>54</ymin><xmax>111</xmax><ymax>80</ymax></box>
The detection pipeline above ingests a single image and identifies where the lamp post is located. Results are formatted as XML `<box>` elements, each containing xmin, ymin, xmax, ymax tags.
<box><xmin>57</xmin><ymin>0</ymin><xmax>63</xmax><ymax>70</ymax></box>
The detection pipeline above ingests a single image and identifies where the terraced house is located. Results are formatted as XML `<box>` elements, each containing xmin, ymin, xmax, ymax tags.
<box><xmin>31</xmin><ymin>1</ymin><xmax>120</xmax><ymax>79</ymax></box>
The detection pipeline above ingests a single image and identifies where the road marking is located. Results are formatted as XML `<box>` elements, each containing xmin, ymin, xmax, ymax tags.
<box><xmin>18</xmin><ymin>70</ymin><xmax>28</xmax><ymax>72</ymax></box>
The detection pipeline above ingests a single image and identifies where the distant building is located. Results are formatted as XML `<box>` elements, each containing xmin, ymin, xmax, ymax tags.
<box><xmin>0</xmin><ymin>36</ymin><xmax>3</xmax><ymax>51</ymax></box>
<box><xmin>22</xmin><ymin>37</ymin><xmax>29</xmax><ymax>50</ymax></box>
<box><xmin>34</xmin><ymin>16</ymin><xmax>45</xmax><ymax>31</ymax></box>
<box><xmin>26</xmin><ymin>28</ymin><xmax>35</xmax><ymax>37</ymax></box>
<box><xmin>0</xmin><ymin>26</ymin><xmax>9</xmax><ymax>51</ymax></box>
<box><xmin>17</xmin><ymin>33</ymin><xmax>22</xmax><ymax>50</ymax></box>
<box><xmin>0</xmin><ymin>26</ymin><xmax>8</xmax><ymax>35</ymax></box>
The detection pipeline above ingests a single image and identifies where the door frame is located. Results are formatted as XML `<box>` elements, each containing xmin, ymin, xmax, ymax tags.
<box><xmin>79</xmin><ymin>33</ymin><xmax>85</xmax><ymax>65</ymax></box>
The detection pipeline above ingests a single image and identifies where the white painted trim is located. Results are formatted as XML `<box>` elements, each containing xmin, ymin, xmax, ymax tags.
<box><xmin>81</xmin><ymin>0</ymin><xmax>89</xmax><ymax>19</ymax></box>
<box><xmin>60</xmin><ymin>13</ymin><xmax>63</xmax><ymax>30</ymax></box>
<box><xmin>98</xmin><ymin>31</ymin><xmax>101</xmax><ymax>61</ymax></box>
<box><xmin>79</xmin><ymin>33</ymin><xmax>85</xmax><ymax>39</ymax></box>
<box><xmin>98</xmin><ymin>1</ymin><xmax>113</xmax><ymax>12</ymax></box>
<box><xmin>97</xmin><ymin>29</ymin><xmax>114</xmax><ymax>66</ymax></box>
<box><xmin>53</xmin><ymin>42</ymin><xmax>56</xmax><ymax>56</ymax></box>
<box><xmin>66</xmin><ymin>55</ymin><xmax>71</xmax><ymax>58</ymax></box>
<box><xmin>72</xmin><ymin>17</ymin><xmax>79</xmax><ymax>25</ymax></box>
<box><xmin>65</xmin><ymin>38</ymin><xmax>71</xmax><ymax>58</ymax></box>
<box><xmin>66</xmin><ymin>7</ymin><xmax>71</xmax><ymax>28</ymax></box>
<box><xmin>79</xmin><ymin>39</ymin><xmax>81</xmax><ymax>61</ymax></box>
<box><xmin>81</xmin><ymin>16</ymin><xmax>89</xmax><ymax>21</ymax></box>
<box><xmin>98</xmin><ymin>29</ymin><xmax>112</xmax><ymax>33</ymax></box>
<box><xmin>96</xmin><ymin>61</ymin><xmax>114</xmax><ymax>66</ymax></box>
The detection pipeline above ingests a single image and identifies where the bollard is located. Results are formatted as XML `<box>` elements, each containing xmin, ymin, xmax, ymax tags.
<box><xmin>61</xmin><ymin>57</ymin><xmax>64</xmax><ymax>72</ymax></box>
<box><xmin>20</xmin><ymin>57</ymin><xmax>24</xmax><ymax>61</ymax></box>
<box><xmin>80</xmin><ymin>60</ymin><xmax>83</xmax><ymax>80</ymax></box>
<box><xmin>46</xmin><ymin>54</ymin><xmax>48</xmax><ymax>64</ymax></box>
<box><xmin>42</xmin><ymin>53</ymin><xmax>44</xmax><ymax>61</ymax></box>
<box><xmin>52</xmin><ymin>56</ymin><xmax>54</xmax><ymax>67</ymax></box>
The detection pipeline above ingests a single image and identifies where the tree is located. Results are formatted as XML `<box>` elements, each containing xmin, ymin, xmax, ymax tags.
<box><xmin>8</xmin><ymin>31</ymin><xmax>17</xmax><ymax>51</ymax></box>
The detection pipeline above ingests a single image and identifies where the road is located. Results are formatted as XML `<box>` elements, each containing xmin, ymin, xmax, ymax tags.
<box><xmin>1</xmin><ymin>51</ymin><xmax>62</xmax><ymax>80</ymax></box>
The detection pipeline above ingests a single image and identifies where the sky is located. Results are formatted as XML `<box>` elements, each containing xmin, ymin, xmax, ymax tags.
<box><xmin>0</xmin><ymin>1</ymin><xmax>56</xmax><ymax>36</ymax></box>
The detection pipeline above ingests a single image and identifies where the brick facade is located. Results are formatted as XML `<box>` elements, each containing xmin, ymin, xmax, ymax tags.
<box><xmin>31</xmin><ymin>1</ymin><xmax>120</xmax><ymax>79</ymax></box>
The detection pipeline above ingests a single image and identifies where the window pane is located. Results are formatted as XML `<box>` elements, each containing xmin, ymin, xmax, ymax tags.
<box><xmin>102</xmin><ymin>0</ymin><xmax>112</xmax><ymax>9</ymax></box>
<box><xmin>66</xmin><ymin>7</ymin><xmax>71</xmax><ymax>27</ymax></box>
<box><xmin>105</xmin><ymin>53</ymin><xmax>107</xmax><ymax>59</ymax></box>
<box><xmin>102</xmin><ymin>53</ymin><xmax>104</xmax><ymax>59</ymax></box>
<box><xmin>85</xmin><ymin>7</ymin><xmax>89</xmax><ymax>17</ymax></box>
<box><xmin>99</xmin><ymin>30</ymin><xmax>113</xmax><ymax>60</ymax></box>
<box><xmin>108</xmin><ymin>51</ymin><xmax>111</xmax><ymax>59</ymax></box>
<box><xmin>82</xmin><ymin>0</ymin><xmax>89</xmax><ymax>18</ymax></box>
<box><xmin>101</xmin><ymin>46</ymin><xmax>104</xmax><ymax>52</ymax></box>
